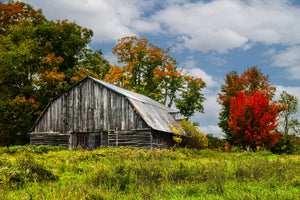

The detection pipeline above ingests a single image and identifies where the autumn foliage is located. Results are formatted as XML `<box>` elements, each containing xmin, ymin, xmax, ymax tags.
<box><xmin>228</xmin><ymin>91</ymin><xmax>280</xmax><ymax>151</ymax></box>
<box><xmin>218</xmin><ymin>67</ymin><xmax>276</xmax><ymax>144</ymax></box>
<box><xmin>0</xmin><ymin>1</ymin><xmax>109</xmax><ymax>146</ymax></box>
<box><xmin>109</xmin><ymin>36</ymin><xmax>206</xmax><ymax>118</ymax></box>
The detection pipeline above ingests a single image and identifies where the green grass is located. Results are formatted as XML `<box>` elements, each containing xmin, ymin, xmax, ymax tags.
<box><xmin>0</xmin><ymin>146</ymin><xmax>299</xmax><ymax>199</ymax></box>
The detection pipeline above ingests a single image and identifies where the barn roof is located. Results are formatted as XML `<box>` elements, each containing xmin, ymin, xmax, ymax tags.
<box><xmin>88</xmin><ymin>76</ymin><xmax>183</xmax><ymax>134</ymax></box>
<box><xmin>31</xmin><ymin>76</ymin><xmax>184</xmax><ymax>135</ymax></box>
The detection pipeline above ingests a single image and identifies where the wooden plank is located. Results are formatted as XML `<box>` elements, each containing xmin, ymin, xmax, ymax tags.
<box><xmin>121</xmin><ymin>97</ymin><xmax>125</xmax><ymax>130</ymax></box>
<box><xmin>103</xmin><ymin>87</ymin><xmax>108</xmax><ymax>130</ymax></box>
<box><xmin>116</xmin><ymin>93</ymin><xmax>121</xmax><ymax>130</ymax></box>
<box><xmin>82</xmin><ymin>80</ymin><xmax>88</xmax><ymax>132</ymax></box>
<box><xmin>48</xmin><ymin>103</ymin><xmax>52</xmax><ymax>132</ymax></box>
<box><xmin>74</xmin><ymin>86</ymin><xmax>79</xmax><ymax>132</ymax></box>
<box><xmin>94</xmin><ymin>84</ymin><xmax>99</xmax><ymax>131</ymax></box>
<box><xmin>99</xmin><ymin>85</ymin><xmax>103</xmax><ymax>131</ymax></box>
<box><xmin>107</xmin><ymin>89</ymin><xmax>112</xmax><ymax>130</ymax></box>
<box><xmin>56</xmin><ymin>98</ymin><xmax>61</xmax><ymax>132</ymax></box>
<box><xmin>129</xmin><ymin>103</ymin><xmax>134</xmax><ymax>129</ymax></box>
<box><xmin>68</xmin><ymin>89</ymin><xmax>74</xmax><ymax>133</ymax></box>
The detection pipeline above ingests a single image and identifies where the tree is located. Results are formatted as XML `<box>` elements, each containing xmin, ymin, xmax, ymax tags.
<box><xmin>228</xmin><ymin>91</ymin><xmax>280</xmax><ymax>151</ymax></box>
<box><xmin>175</xmin><ymin>77</ymin><xmax>205</xmax><ymax>118</ymax></box>
<box><xmin>0</xmin><ymin>1</ymin><xmax>45</xmax><ymax>35</ymax></box>
<box><xmin>111</xmin><ymin>36</ymin><xmax>206</xmax><ymax>118</ymax></box>
<box><xmin>278</xmin><ymin>91</ymin><xmax>300</xmax><ymax>136</ymax></box>
<box><xmin>0</xmin><ymin>1</ymin><xmax>110</xmax><ymax>146</ymax></box>
<box><xmin>218</xmin><ymin>67</ymin><xmax>276</xmax><ymax>144</ymax></box>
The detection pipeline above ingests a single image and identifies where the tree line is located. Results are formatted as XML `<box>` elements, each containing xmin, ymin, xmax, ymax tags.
<box><xmin>0</xmin><ymin>1</ymin><xmax>299</xmax><ymax>149</ymax></box>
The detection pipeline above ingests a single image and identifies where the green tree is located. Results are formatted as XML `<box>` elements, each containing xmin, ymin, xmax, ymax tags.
<box><xmin>175</xmin><ymin>77</ymin><xmax>205</xmax><ymax>118</ymax></box>
<box><xmin>111</xmin><ymin>36</ymin><xmax>206</xmax><ymax>118</ymax></box>
<box><xmin>0</xmin><ymin>1</ymin><xmax>110</xmax><ymax>146</ymax></box>
<box><xmin>278</xmin><ymin>91</ymin><xmax>300</xmax><ymax>136</ymax></box>
<box><xmin>217</xmin><ymin>67</ymin><xmax>276</xmax><ymax>144</ymax></box>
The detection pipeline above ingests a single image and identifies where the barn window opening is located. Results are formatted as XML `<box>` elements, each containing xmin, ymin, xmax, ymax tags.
<box><xmin>158</xmin><ymin>137</ymin><xmax>162</xmax><ymax>144</ymax></box>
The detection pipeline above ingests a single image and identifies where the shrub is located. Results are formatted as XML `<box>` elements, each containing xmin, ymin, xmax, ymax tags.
<box><xmin>206</xmin><ymin>134</ymin><xmax>225</xmax><ymax>149</ymax></box>
<box><xmin>16</xmin><ymin>153</ymin><xmax>58</xmax><ymax>182</ymax></box>
<box><xmin>179</xmin><ymin>119</ymin><xmax>208</xmax><ymax>149</ymax></box>
<box><xmin>270</xmin><ymin>134</ymin><xmax>297</xmax><ymax>154</ymax></box>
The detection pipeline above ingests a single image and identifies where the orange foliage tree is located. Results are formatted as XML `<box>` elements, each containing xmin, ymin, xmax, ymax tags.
<box><xmin>109</xmin><ymin>36</ymin><xmax>206</xmax><ymax>118</ymax></box>
<box><xmin>228</xmin><ymin>91</ymin><xmax>280</xmax><ymax>151</ymax></box>
<box><xmin>0</xmin><ymin>1</ymin><xmax>45</xmax><ymax>35</ymax></box>
<box><xmin>0</xmin><ymin>1</ymin><xmax>110</xmax><ymax>145</ymax></box>
<box><xmin>218</xmin><ymin>67</ymin><xmax>276</xmax><ymax>144</ymax></box>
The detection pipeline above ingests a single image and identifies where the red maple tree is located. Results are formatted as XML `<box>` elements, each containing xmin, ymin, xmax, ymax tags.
<box><xmin>228</xmin><ymin>91</ymin><xmax>280</xmax><ymax>151</ymax></box>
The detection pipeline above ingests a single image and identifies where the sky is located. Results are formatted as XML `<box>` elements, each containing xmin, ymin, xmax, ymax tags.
<box><xmin>21</xmin><ymin>0</ymin><xmax>300</xmax><ymax>137</ymax></box>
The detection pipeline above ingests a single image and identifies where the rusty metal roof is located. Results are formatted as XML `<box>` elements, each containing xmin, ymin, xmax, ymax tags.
<box><xmin>89</xmin><ymin>76</ymin><xmax>184</xmax><ymax>134</ymax></box>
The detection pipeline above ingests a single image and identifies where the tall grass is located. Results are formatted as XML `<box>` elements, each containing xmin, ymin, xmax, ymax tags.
<box><xmin>0</xmin><ymin>146</ymin><xmax>299</xmax><ymax>199</ymax></box>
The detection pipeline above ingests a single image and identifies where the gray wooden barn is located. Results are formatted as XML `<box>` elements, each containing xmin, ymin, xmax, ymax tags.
<box><xmin>30</xmin><ymin>76</ymin><xmax>184</xmax><ymax>150</ymax></box>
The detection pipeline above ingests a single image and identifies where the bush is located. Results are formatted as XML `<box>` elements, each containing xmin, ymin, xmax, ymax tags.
<box><xmin>16</xmin><ymin>153</ymin><xmax>58</xmax><ymax>182</ymax></box>
<box><xmin>206</xmin><ymin>134</ymin><xmax>225</xmax><ymax>149</ymax></box>
<box><xmin>178</xmin><ymin>119</ymin><xmax>208</xmax><ymax>149</ymax></box>
<box><xmin>270</xmin><ymin>134</ymin><xmax>297</xmax><ymax>154</ymax></box>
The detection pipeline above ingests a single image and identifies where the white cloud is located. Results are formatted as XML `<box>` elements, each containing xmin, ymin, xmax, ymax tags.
<box><xmin>153</xmin><ymin>0</ymin><xmax>300</xmax><ymax>52</ymax></box>
<box><xmin>182</xmin><ymin>56</ymin><xmax>220</xmax><ymax>88</ymax></box>
<box><xmin>199</xmin><ymin>90</ymin><xmax>221</xmax><ymax>120</ymax></box>
<box><xmin>24</xmin><ymin>0</ymin><xmax>158</xmax><ymax>42</ymax></box>
<box><xmin>103</xmin><ymin>52</ymin><xmax>118</xmax><ymax>66</ymax></box>
<box><xmin>200</xmin><ymin>125</ymin><xmax>224</xmax><ymax>138</ymax></box>
<box><xmin>275</xmin><ymin>85</ymin><xmax>300</xmax><ymax>119</ymax></box>
<box><xmin>182</xmin><ymin>29</ymin><xmax>248</xmax><ymax>53</ymax></box>
<box><xmin>272</xmin><ymin>46</ymin><xmax>300</xmax><ymax>79</ymax></box>
<box><xmin>188</xmin><ymin>68</ymin><xmax>220</xmax><ymax>88</ymax></box>
<box><xmin>275</xmin><ymin>85</ymin><xmax>300</xmax><ymax>98</ymax></box>
<box><xmin>24</xmin><ymin>0</ymin><xmax>300</xmax><ymax>53</ymax></box>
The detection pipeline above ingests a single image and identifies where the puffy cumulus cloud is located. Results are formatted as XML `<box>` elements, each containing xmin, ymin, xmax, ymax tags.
<box><xmin>23</xmin><ymin>0</ymin><xmax>300</xmax><ymax>52</ymax></box>
<box><xmin>153</xmin><ymin>0</ymin><xmax>300</xmax><ymax>52</ymax></box>
<box><xmin>193</xmin><ymin>89</ymin><xmax>221</xmax><ymax>122</ymax></box>
<box><xmin>23</xmin><ymin>0</ymin><xmax>160</xmax><ymax>42</ymax></box>
<box><xmin>275</xmin><ymin>85</ymin><xmax>300</xmax><ymax>97</ymax></box>
<box><xmin>103</xmin><ymin>52</ymin><xmax>118</xmax><ymax>66</ymax></box>
<box><xmin>272</xmin><ymin>46</ymin><xmax>300</xmax><ymax>79</ymax></box>
<box><xmin>275</xmin><ymin>85</ymin><xmax>300</xmax><ymax>105</ymax></box>
<box><xmin>187</xmin><ymin>68</ymin><xmax>220</xmax><ymax>88</ymax></box>
<box><xmin>182</xmin><ymin>56</ymin><xmax>220</xmax><ymax>88</ymax></box>
<box><xmin>200</xmin><ymin>125</ymin><xmax>224</xmax><ymax>138</ymax></box>
<box><xmin>275</xmin><ymin>85</ymin><xmax>300</xmax><ymax>118</ymax></box>
<box><xmin>182</xmin><ymin>29</ymin><xmax>248</xmax><ymax>53</ymax></box>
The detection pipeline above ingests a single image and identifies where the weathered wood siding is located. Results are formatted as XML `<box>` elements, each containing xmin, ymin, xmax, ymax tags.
<box><xmin>152</xmin><ymin>131</ymin><xmax>175</xmax><ymax>149</ymax></box>
<box><xmin>108</xmin><ymin>129</ymin><xmax>152</xmax><ymax>148</ymax></box>
<box><xmin>31</xmin><ymin>78</ymin><xmax>148</xmax><ymax>134</ymax></box>
<box><xmin>30</xmin><ymin>133</ymin><xmax>69</xmax><ymax>148</ymax></box>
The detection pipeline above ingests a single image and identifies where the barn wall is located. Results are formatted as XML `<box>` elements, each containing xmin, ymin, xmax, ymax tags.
<box><xmin>108</xmin><ymin>129</ymin><xmax>152</xmax><ymax>148</ymax></box>
<box><xmin>30</xmin><ymin>133</ymin><xmax>69</xmax><ymax>148</ymax></box>
<box><xmin>31</xmin><ymin>78</ymin><xmax>148</xmax><ymax>134</ymax></box>
<box><xmin>152</xmin><ymin>131</ymin><xmax>175</xmax><ymax>149</ymax></box>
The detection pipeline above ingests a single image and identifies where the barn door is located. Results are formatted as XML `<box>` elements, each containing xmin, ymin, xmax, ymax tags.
<box><xmin>77</xmin><ymin>133</ymin><xmax>89</xmax><ymax>149</ymax></box>
<box><xmin>101</xmin><ymin>131</ymin><xmax>108</xmax><ymax>147</ymax></box>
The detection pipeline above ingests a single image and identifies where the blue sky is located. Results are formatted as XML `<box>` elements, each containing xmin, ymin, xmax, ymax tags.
<box><xmin>22</xmin><ymin>0</ymin><xmax>300</xmax><ymax>137</ymax></box>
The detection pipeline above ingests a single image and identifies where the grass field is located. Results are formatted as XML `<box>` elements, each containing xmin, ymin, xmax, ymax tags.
<box><xmin>0</xmin><ymin>146</ymin><xmax>299</xmax><ymax>200</ymax></box>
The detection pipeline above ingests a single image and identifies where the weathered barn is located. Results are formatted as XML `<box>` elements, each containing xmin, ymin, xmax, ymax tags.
<box><xmin>30</xmin><ymin>76</ymin><xmax>184</xmax><ymax>150</ymax></box>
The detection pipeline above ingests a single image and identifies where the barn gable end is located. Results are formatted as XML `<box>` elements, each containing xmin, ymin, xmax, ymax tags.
<box><xmin>30</xmin><ymin>76</ymin><xmax>182</xmax><ymax>149</ymax></box>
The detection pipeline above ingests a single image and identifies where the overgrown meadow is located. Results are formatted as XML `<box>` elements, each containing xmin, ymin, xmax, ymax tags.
<box><xmin>0</xmin><ymin>146</ymin><xmax>300</xmax><ymax>200</ymax></box>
